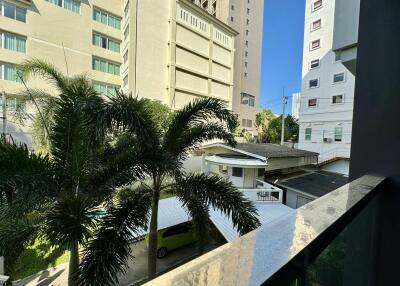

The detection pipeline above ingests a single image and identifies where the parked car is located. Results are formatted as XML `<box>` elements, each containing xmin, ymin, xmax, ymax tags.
<box><xmin>146</xmin><ymin>221</ymin><xmax>197</xmax><ymax>258</ymax></box>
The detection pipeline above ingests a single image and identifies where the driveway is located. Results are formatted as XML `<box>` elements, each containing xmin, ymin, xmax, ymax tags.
<box><xmin>13</xmin><ymin>240</ymin><xmax>223</xmax><ymax>286</ymax></box>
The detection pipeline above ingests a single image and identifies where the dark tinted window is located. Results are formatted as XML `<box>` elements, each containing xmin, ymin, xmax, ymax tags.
<box><xmin>163</xmin><ymin>223</ymin><xmax>191</xmax><ymax>238</ymax></box>
<box><xmin>16</xmin><ymin>7</ymin><xmax>27</xmax><ymax>23</ymax></box>
<box><xmin>4</xmin><ymin>2</ymin><xmax>15</xmax><ymax>19</ymax></box>
<box><xmin>232</xmin><ymin>167</ymin><xmax>243</xmax><ymax>177</ymax></box>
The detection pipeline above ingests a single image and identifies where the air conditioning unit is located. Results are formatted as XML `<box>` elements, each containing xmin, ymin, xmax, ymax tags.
<box><xmin>324</xmin><ymin>138</ymin><xmax>333</xmax><ymax>143</ymax></box>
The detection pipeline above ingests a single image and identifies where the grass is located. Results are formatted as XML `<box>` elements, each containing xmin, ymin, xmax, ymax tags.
<box><xmin>10</xmin><ymin>240</ymin><xmax>69</xmax><ymax>281</ymax></box>
<box><xmin>160</xmin><ymin>191</ymin><xmax>176</xmax><ymax>200</ymax></box>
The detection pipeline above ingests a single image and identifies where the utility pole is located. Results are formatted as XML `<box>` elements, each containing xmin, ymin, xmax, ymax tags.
<box><xmin>281</xmin><ymin>92</ymin><xmax>288</xmax><ymax>146</ymax></box>
<box><xmin>1</xmin><ymin>92</ymin><xmax>6</xmax><ymax>135</ymax></box>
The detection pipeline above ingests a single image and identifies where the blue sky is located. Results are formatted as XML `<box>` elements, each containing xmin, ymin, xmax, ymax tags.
<box><xmin>259</xmin><ymin>0</ymin><xmax>306</xmax><ymax>115</ymax></box>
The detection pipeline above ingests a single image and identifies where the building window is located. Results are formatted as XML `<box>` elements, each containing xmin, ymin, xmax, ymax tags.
<box><xmin>93</xmin><ymin>33</ymin><xmax>121</xmax><ymax>53</ymax></box>
<box><xmin>312</xmin><ymin>0</ymin><xmax>322</xmax><ymax>12</ymax></box>
<box><xmin>93</xmin><ymin>8</ymin><xmax>121</xmax><ymax>29</ymax></box>
<box><xmin>258</xmin><ymin>168</ymin><xmax>265</xmax><ymax>177</ymax></box>
<box><xmin>231</xmin><ymin>16</ymin><xmax>234</xmax><ymax>22</ymax></box>
<box><xmin>232</xmin><ymin>167</ymin><xmax>243</xmax><ymax>177</ymax></box>
<box><xmin>244</xmin><ymin>61</ymin><xmax>248</xmax><ymax>68</ymax></box>
<box><xmin>246</xmin><ymin>19</ymin><xmax>250</xmax><ymax>25</ymax></box>
<box><xmin>311</xmin><ymin>19</ymin><xmax>322</xmax><ymax>31</ymax></box>
<box><xmin>94</xmin><ymin>82</ymin><xmax>120</xmax><ymax>97</ymax></box>
<box><xmin>1</xmin><ymin>32</ymin><xmax>26</xmax><ymax>53</ymax></box>
<box><xmin>244</xmin><ymin>72</ymin><xmax>248</xmax><ymax>78</ymax></box>
<box><xmin>1</xmin><ymin>1</ymin><xmax>27</xmax><ymax>22</ymax></box>
<box><xmin>305</xmin><ymin>128</ymin><xmax>312</xmax><ymax>141</ymax></box>
<box><xmin>311</xmin><ymin>39</ymin><xmax>321</xmax><ymax>50</ymax></box>
<box><xmin>245</xmin><ymin>51</ymin><xmax>248</xmax><ymax>57</ymax></box>
<box><xmin>334</xmin><ymin>127</ymin><xmax>343</xmax><ymax>142</ymax></box>
<box><xmin>332</xmin><ymin>94</ymin><xmax>344</xmax><ymax>104</ymax></box>
<box><xmin>46</xmin><ymin>0</ymin><xmax>80</xmax><ymax>14</ymax></box>
<box><xmin>247</xmin><ymin>8</ymin><xmax>250</xmax><ymax>15</ymax></box>
<box><xmin>241</xmin><ymin>93</ymin><xmax>255</xmax><ymax>107</ymax></box>
<box><xmin>231</xmin><ymin>5</ymin><xmax>234</xmax><ymax>10</ymax></box>
<box><xmin>4</xmin><ymin>97</ymin><xmax>26</xmax><ymax>112</ymax></box>
<box><xmin>309</xmin><ymin>79</ymin><xmax>319</xmax><ymax>88</ymax></box>
<box><xmin>92</xmin><ymin>57</ymin><xmax>120</xmax><ymax>76</ymax></box>
<box><xmin>245</xmin><ymin>40</ymin><xmax>249</xmax><ymax>47</ymax></box>
<box><xmin>0</xmin><ymin>62</ymin><xmax>22</xmax><ymax>82</ymax></box>
<box><xmin>310</xmin><ymin>59</ymin><xmax>320</xmax><ymax>69</ymax></box>
<box><xmin>333</xmin><ymin>72</ymin><xmax>345</xmax><ymax>83</ymax></box>
<box><xmin>246</xmin><ymin>30</ymin><xmax>249</xmax><ymax>36</ymax></box>
<box><xmin>308</xmin><ymin>98</ymin><xmax>317</xmax><ymax>107</ymax></box>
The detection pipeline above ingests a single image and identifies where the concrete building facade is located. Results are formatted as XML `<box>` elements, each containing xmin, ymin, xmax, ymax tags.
<box><xmin>0</xmin><ymin>0</ymin><xmax>237</xmax><ymax>146</ymax></box>
<box><xmin>191</xmin><ymin>0</ymin><xmax>264</xmax><ymax>136</ymax></box>
<box><xmin>298</xmin><ymin>0</ymin><xmax>355</xmax><ymax>174</ymax></box>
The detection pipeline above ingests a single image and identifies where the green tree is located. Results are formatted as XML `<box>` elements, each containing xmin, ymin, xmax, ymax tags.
<box><xmin>0</xmin><ymin>60</ymin><xmax>151</xmax><ymax>285</ymax></box>
<box><xmin>255</xmin><ymin>109</ymin><xmax>276</xmax><ymax>142</ymax></box>
<box><xmin>265</xmin><ymin>115</ymin><xmax>299</xmax><ymax>144</ymax></box>
<box><xmin>77</xmin><ymin>98</ymin><xmax>261</xmax><ymax>285</ymax></box>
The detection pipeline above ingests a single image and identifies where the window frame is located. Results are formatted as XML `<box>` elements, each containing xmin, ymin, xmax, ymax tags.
<box><xmin>334</xmin><ymin>127</ymin><xmax>343</xmax><ymax>142</ymax></box>
<box><xmin>1</xmin><ymin>1</ymin><xmax>27</xmax><ymax>23</ymax></box>
<box><xmin>305</xmin><ymin>128</ymin><xmax>312</xmax><ymax>141</ymax></box>
<box><xmin>311</xmin><ymin>19</ymin><xmax>322</xmax><ymax>31</ymax></box>
<box><xmin>310</xmin><ymin>59</ymin><xmax>320</xmax><ymax>69</ymax></box>
<box><xmin>333</xmin><ymin>72</ymin><xmax>346</xmax><ymax>84</ymax></box>
<box><xmin>308</xmin><ymin>98</ymin><xmax>318</xmax><ymax>108</ymax></box>
<box><xmin>232</xmin><ymin>167</ymin><xmax>243</xmax><ymax>178</ymax></box>
<box><xmin>93</xmin><ymin>7</ymin><xmax>122</xmax><ymax>30</ymax></box>
<box><xmin>309</xmin><ymin>78</ymin><xmax>319</xmax><ymax>89</ymax></box>
<box><xmin>312</xmin><ymin>0</ymin><xmax>322</xmax><ymax>12</ymax></box>
<box><xmin>332</xmin><ymin>94</ymin><xmax>344</xmax><ymax>105</ymax></box>
<box><xmin>310</xmin><ymin>39</ymin><xmax>321</xmax><ymax>50</ymax></box>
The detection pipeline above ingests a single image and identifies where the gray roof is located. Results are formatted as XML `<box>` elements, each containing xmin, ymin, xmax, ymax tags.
<box><xmin>280</xmin><ymin>170</ymin><xmax>349</xmax><ymax>197</ymax></box>
<box><xmin>233</xmin><ymin>143</ymin><xmax>319</xmax><ymax>159</ymax></box>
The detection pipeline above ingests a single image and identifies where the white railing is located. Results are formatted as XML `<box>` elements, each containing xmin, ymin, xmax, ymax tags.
<box><xmin>319</xmin><ymin>147</ymin><xmax>350</xmax><ymax>165</ymax></box>
<box><xmin>242</xmin><ymin>180</ymin><xmax>283</xmax><ymax>203</ymax></box>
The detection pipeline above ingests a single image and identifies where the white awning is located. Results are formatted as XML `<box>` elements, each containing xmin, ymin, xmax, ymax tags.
<box><xmin>138</xmin><ymin>197</ymin><xmax>294</xmax><ymax>242</ymax></box>
<box><xmin>205</xmin><ymin>155</ymin><xmax>267</xmax><ymax>168</ymax></box>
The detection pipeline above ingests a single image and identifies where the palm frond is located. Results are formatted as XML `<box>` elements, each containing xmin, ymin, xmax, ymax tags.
<box><xmin>0</xmin><ymin>140</ymin><xmax>53</xmax><ymax>206</ymax></box>
<box><xmin>171</xmin><ymin>122</ymin><xmax>236</xmax><ymax>160</ymax></box>
<box><xmin>176</xmin><ymin>173</ymin><xmax>261</xmax><ymax>235</ymax></box>
<box><xmin>177</xmin><ymin>194</ymin><xmax>210</xmax><ymax>254</ymax></box>
<box><xmin>76</xmin><ymin>190</ymin><xmax>152</xmax><ymax>286</ymax></box>
<box><xmin>163</xmin><ymin>98</ymin><xmax>237</xmax><ymax>154</ymax></box>
<box><xmin>19</xmin><ymin>59</ymin><xmax>68</xmax><ymax>91</ymax></box>
<box><xmin>44</xmin><ymin>195</ymin><xmax>100</xmax><ymax>250</ymax></box>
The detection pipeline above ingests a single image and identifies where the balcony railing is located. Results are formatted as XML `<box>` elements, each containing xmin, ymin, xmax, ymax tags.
<box><xmin>144</xmin><ymin>175</ymin><xmax>385</xmax><ymax>286</ymax></box>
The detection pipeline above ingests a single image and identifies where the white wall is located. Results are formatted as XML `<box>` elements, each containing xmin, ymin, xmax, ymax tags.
<box><xmin>321</xmin><ymin>159</ymin><xmax>350</xmax><ymax>175</ymax></box>
<box><xmin>298</xmin><ymin>0</ymin><xmax>355</xmax><ymax>161</ymax></box>
<box><xmin>285</xmin><ymin>189</ymin><xmax>314</xmax><ymax>209</ymax></box>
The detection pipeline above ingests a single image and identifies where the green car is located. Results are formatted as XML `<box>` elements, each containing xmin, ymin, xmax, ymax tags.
<box><xmin>146</xmin><ymin>222</ymin><xmax>197</xmax><ymax>258</ymax></box>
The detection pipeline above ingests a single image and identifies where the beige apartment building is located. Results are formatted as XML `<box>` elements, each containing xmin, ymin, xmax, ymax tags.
<box><xmin>0</xmin><ymin>0</ymin><xmax>237</xmax><ymax>146</ymax></box>
<box><xmin>191</xmin><ymin>0</ymin><xmax>265</xmax><ymax>136</ymax></box>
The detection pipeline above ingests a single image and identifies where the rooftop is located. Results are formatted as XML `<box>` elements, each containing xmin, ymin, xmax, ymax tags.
<box><xmin>201</xmin><ymin>143</ymin><xmax>319</xmax><ymax>160</ymax></box>
<box><xmin>279</xmin><ymin>170</ymin><xmax>349</xmax><ymax>198</ymax></box>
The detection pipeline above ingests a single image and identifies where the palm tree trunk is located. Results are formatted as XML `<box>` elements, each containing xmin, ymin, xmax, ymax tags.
<box><xmin>147</xmin><ymin>189</ymin><xmax>160</xmax><ymax>280</ymax></box>
<box><xmin>68</xmin><ymin>241</ymin><xmax>79</xmax><ymax>286</ymax></box>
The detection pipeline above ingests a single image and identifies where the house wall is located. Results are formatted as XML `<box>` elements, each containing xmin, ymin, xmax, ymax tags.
<box><xmin>267</xmin><ymin>156</ymin><xmax>317</xmax><ymax>172</ymax></box>
<box><xmin>285</xmin><ymin>189</ymin><xmax>315</xmax><ymax>209</ymax></box>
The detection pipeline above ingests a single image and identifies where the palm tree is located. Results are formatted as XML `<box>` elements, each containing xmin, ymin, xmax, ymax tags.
<box><xmin>0</xmin><ymin>59</ymin><xmax>152</xmax><ymax>285</ymax></box>
<box><xmin>77</xmin><ymin>98</ymin><xmax>261</xmax><ymax>285</ymax></box>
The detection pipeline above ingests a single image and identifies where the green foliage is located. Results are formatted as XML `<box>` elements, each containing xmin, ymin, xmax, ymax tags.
<box><xmin>255</xmin><ymin>109</ymin><xmax>276</xmax><ymax>142</ymax></box>
<box><xmin>8</xmin><ymin>239</ymin><xmax>69</xmax><ymax>280</ymax></box>
<box><xmin>265</xmin><ymin>114</ymin><xmax>299</xmax><ymax>144</ymax></box>
<box><xmin>78</xmin><ymin>97</ymin><xmax>260</xmax><ymax>285</ymax></box>
<box><xmin>0</xmin><ymin>59</ymin><xmax>151</xmax><ymax>283</ymax></box>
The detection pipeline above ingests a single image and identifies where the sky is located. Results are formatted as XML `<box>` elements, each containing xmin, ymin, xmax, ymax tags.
<box><xmin>259</xmin><ymin>0</ymin><xmax>306</xmax><ymax>115</ymax></box>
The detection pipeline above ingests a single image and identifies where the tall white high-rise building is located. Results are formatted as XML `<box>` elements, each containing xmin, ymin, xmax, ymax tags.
<box><xmin>298</xmin><ymin>0</ymin><xmax>355</xmax><ymax>175</ymax></box>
